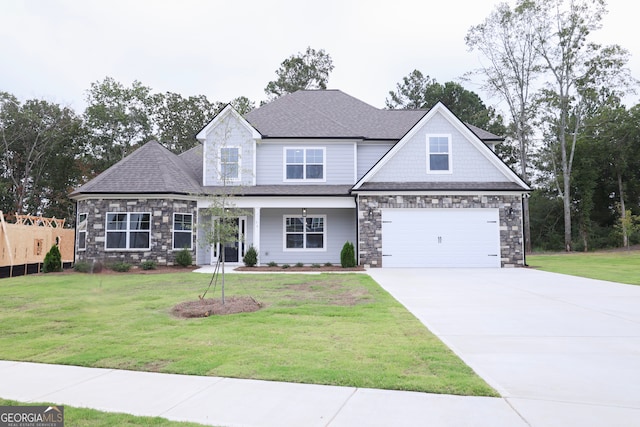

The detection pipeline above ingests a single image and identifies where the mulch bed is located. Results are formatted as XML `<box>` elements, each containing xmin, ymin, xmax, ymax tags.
<box><xmin>171</xmin><ymin>296</ymin><xmax>264</xmax><ymax>318</ymax></box>
<box><xmin>234</xmin><ymin>266</ymin><xmax>365</xmax><ymax>272</ymax></box>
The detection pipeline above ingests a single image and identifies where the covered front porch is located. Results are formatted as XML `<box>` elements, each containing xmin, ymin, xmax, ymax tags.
<box><xmin>195</xmin><ymin>196</ymin><xmax>356</xmax><ymax>266</ymax></box>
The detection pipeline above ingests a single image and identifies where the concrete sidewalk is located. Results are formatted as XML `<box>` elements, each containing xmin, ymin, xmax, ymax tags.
<box><xmin>0</xmin><ymin>360</ymin><xmax>525</xmax><ymax>426</ymax></box>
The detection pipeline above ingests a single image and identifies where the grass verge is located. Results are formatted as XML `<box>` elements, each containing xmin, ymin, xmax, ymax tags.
<box><xmin>0</xmin><ymin>272</ymin><xmax>496</xmax><ymax>396</ymax></box>
<box><xmin>0</xmin><ymin>398</ymin><xmax>209</xmax><ymax>427</ymax></box>
<box><xmin>527</xmin><ymin>250</ymin><xmax>640</xmax><ymax>285</ymax></box>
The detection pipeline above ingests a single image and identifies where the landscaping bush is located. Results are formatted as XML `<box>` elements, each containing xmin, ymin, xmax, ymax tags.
<box><xmin>295</xmin><ymin>262</ymin><xmax>304</xmax><ymax>267</ymax></box>
<box><xmin>281</xmin><ymin>264</ymin><xmax>290</xmax><ymax>269</ymax></box>
<box><xmin>111</xmin><ymin>262</ymin><xmax>131</xmax><ymax>272</ymax></box>
<box><xmin>74</xmin><ymin>261</ymin><xmax>91</xmax><ymax>273</ymax></box>
<box><xmin>175</xmin><ymin>248</ymin><xmax>193</xmax><ymax>267</ymax></box>
<box><xmin>43</xmin><ymin>245</ymin><xmax>62</xmax><ymax>273</ymax></box>
<box><xmin>140</xmin><ymin>260</ymin><xmax>157</xmax><ymax>270</ymax></box>
<box><xmin>243</xmin><ymin>245</ymin><xmax>258</xmax><ymax>267</ymax></box>
<box><xmin>267</xmin><ymin>261</ymin><xmax>278</xmax><ymax>267</ymax></box>
<box><xmin>340</xmin><ymin>241</ymin><xmax>356</xmax><ymax>268</ymax></box>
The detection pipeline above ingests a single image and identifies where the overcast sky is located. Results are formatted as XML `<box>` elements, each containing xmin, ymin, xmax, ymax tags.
<box><xmin>1</xmin><ymin>0</ymin><xmax>638</xmax><ymax>114</ymax></box>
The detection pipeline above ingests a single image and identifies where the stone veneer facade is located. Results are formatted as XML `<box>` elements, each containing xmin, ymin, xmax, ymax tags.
<box><xmin>357</xmin><ymin>194</ymin><xmax>525</xmax><ymax>268</ymax></box>
<box><xmin>75</xmin><ymin>198</ymin><xmax>197</xmax><ymax>266</ymax></box>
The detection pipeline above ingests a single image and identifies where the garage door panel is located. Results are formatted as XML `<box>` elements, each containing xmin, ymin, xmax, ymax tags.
<box><xmin>382</xmin><ymin>209</ymin><xmax>500</xmax><ymax>268</ymax></box>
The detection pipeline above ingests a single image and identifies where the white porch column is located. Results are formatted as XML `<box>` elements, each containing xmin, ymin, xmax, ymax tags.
<box><xmin>253</xmin><ymin>207</ymin><xmax>261</xmax><ymax>264</ymax></box>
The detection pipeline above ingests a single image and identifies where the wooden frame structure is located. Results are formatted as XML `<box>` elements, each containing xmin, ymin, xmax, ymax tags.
<box><xmin>0</xmin><ymin>211</ymin><xmax>74</xmax><ymax>278</ymax></box>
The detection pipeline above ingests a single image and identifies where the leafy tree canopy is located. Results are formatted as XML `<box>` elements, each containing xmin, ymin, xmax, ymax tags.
<box><xmin>386</xmin><ymin>69</ymin><xmax>506</xmax><ymax>136</ymax></box>
<box><xmin>264</xmin><ymin>47</ymin><xmax>334</xmax><ymax>100</ymax></box>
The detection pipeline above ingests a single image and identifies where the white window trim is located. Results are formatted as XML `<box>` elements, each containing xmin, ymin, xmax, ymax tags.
<box><xmin>219</xmin><ymin>146</ymin><xmax>241</xmax><ymax>182</ymax></box>
<box><xmin>172</xmin><ymin>213</ymin><xmax>193</xmax><ymax>251</ymax></box>
<box><xmin>105</xmin><ymin>212</ymin><xmax>151</xmax><ymax>251</ymax></box>
<box><xmin>283</xmin><ymin>147</ymin><xmax>327</xmax><ymax>182</ymax></box>
<box><xmin>282</xmin><ymin>214</ymin><xmax>327</xmax><ymax>252</ymax></box>
<box><xmin>426</xmin><ymin>134</ymin><xmax>453</xmax><ymax>174</ymax></box>
<box><xmin>77</xmin><ymin>212</ymin><xmax>88</xmax><ymax>251</ymax></box>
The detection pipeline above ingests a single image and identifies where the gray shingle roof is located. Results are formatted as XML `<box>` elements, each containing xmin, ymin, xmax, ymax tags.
<box><xmin>70</xmin><ymin>141</ymin><xmax>202</xmax><ymax>196</ymax></box>
<box><xmin>70</xmin><ymin>91</ymin><xmax>509</xmax><ymax>198</ymax></box>
<box><xmin>245</xmin><ymin>90</ymin><xmax>427</xmax><ymax>140</ymax></box>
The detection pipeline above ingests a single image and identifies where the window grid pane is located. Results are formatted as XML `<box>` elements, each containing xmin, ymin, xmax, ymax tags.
<box><xmin>285</xmin><ymin>216</ymin><xmax>324</xmax><ymax>249</ymax></box>
<box><xmin>285</xmin><ymin>148</ymin><xmax>324</xmax><ymax>180</ymax></box>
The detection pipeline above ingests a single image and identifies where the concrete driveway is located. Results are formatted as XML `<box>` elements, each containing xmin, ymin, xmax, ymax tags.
<box><xmin>367</xmin><ymin>268</ymin><xmax>640</xmax><ymax>427</ymax></box>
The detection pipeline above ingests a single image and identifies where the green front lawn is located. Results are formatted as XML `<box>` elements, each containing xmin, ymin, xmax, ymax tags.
<box><xmin>527</xmin><ymin>250</ymin><xmax>640</xmax><ymax>285</ymax></box>
<box><xmin>0</xmin><ymin>398</ymin><xmax>210</xmax><ymax>427</ymax></box>
<box><xmin>0</xmin><ymin>272</ymin><xmax>496</xmax><ymax>396</ymax></box>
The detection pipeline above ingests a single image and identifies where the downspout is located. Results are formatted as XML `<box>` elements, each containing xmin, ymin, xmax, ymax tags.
<box><xmin>73</xmin><ymin>201</ymin><xmax>78</xmax><ymax>267</ymax></box>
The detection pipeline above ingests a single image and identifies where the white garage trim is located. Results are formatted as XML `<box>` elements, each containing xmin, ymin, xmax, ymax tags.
<box><xmin>381</xmin><ymin>208</ymin><xmax>500</xmax><ymax>268</ymax></box>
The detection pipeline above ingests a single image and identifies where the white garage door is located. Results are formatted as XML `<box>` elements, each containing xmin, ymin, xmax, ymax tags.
<box><xmin>381</xmin><ymin>208</ymin><xmax>501</xmax><ymax>268</ymax></box>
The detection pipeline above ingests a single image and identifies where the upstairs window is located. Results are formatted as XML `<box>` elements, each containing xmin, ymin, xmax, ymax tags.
<box><xmin>220</xmin><ymin>147</ymin><xmax>240</xmax><ymax>181</ymax></box>
<box><xmin>427</xmin><ymin>135</ymin><xmax>452</xmax><ymax>173</ymax></box>
<box><xmin>106</xmin><ymin>212</ymin><xmax>151</xmax><ymax>250</ymax></box>
<box><xmin>285</xmin><ymin>148</ymin><xmax>325</xmax><ymax>181</ymax></box>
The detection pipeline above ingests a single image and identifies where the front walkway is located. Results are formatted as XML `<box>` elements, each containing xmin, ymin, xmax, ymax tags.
<box><xmin>368</xmin><ymin>268</ymin><xmax>640</xmax><ymax>426</ymax></box>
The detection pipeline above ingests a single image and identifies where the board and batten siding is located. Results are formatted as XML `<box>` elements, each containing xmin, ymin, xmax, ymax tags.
<box><xmin>256</xmin><ymin>141</ymin><xmax>356</xmax><ymax>185</ymax></box>
<box><xmin>370</xmin><ymin>112</ymin><xmax>507</xmax><ymax>183</ymax></box>
<box><xmin>258</xmin><ymin>208</ymin><xmax>356</xmax><ymax>265</ymax></box>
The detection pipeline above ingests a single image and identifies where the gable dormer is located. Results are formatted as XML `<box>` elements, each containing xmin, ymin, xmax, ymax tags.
<box><xmin>196</xmin><ymin>105</ymin><xmax>262</xmax><ymax>187</ymax></box>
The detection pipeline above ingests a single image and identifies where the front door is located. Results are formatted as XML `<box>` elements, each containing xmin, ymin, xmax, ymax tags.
<box><xmin>212</xmin><ymin>217</ymin><xmax>246</xmax><ymax>264</ymax></box>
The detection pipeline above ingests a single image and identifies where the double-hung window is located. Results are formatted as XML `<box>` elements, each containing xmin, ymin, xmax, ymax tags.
<box><xmin>173</xmin><ymin>213</ymin><xmax>193</xmax><ymax>250</ymax></box>
<box><xmin>427</xmin><ymin>135</ymin><xmax>452</xmax><ymax>173</ymax></box>
<box><xmin>106</xmin><ymin>212</ymin><xmax>151</xmax><ymax>250</ymax></box>
<box><xmin>284</xmin><ymin>215</ymin><xmax>325</xmax><ymax>250</ymax></box>
<box><xmin>77</xmin><ymin>213</ymin><xmax>87</xmax><ymax>251</ymax></box>
<box><xmin>284</xmin><ymin>148</ymin><xmax>325</xmax><ymax>181</ymax></box>
<box><xmin>220</xmin><ymin>147</ymin><xmax>240</xmax><ymax>181</ymax></box>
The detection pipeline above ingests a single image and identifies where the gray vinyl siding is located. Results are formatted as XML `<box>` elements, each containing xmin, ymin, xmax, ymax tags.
<box><xmin>371</xmin><ymin>112</ymin><xmax>507</xmax><ymax>183</ymax></box>
<box><xmin>357</xmin><ymin>142</ymin><xmax>393</xmax><ymax>180</ymax></box>
<box><xmin>256</xmin><ymin>141</ymin><xmax>356</xmax><ymax>185</ymax></box>
<box><xmin>258</xmin><ymin>208</ymin><xmax>356</xmax><ymax>265</ymax></box>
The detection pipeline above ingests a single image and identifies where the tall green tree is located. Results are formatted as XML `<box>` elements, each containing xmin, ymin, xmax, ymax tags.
<box><xmin>531</xmin><ymin>0</ymin><xmax>634</xmax><ymax>251</ymax></box>
<box><xmin>0</xmin><ymin>92</ymin><xmax>84</xmax><ymax>219</ymax></box>
<box><xmin>151</xmin><ymin>92</ymin><xmax>218</xmax><ymax>153</ymax></box>
<box><xmin>386</xmin><ymin>70</ymin><xmax>507</xmax><ymax>137</ymax></box>
<box><xmin>83</xmin><ymin>77</ymin><xmax>155</xmax><ymax>172</ymax></box>
<box><xmin>466</xmin><ymin>1</ymin><xmax>541</xmax><ymax>253</ymax></box>
<box><xmin>264</xmin><ymin>47</ymin><xmax>334</xmax><ymax>101</ymax></box>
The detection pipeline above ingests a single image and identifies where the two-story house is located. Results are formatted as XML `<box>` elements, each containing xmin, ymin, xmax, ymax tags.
<box><xmin>70</xmin><ymin>90</ymin><xmax>530</xmax><ymax>268</ymax></box>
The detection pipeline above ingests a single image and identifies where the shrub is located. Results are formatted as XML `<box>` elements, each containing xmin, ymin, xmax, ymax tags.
<box><xmin>43</xmin><ymin>245</ymin><xmax>62</xmax><ymax>273</ymax></box>
<box><xmin>73</xmin><ymin>261</ymin><xmax>91</xmax><ymax>273</ymax></box>
<box><xmin>340</xmin><ymin>241</ymin><xmax>356</xmax><ymax>268</ymax></box>
<box><xmin>324</xmin><ymin>262</ymin><xmax>333</xmax><ymax>267</ymax></box>
<box><xmin>311</xmin><ymin>263</ymin><xmax>321</xmax><ymax>268</ymax></box>
<box><xmin>295</xmin><ymin>262</ymin><xmax>304</xmax><ymax>268</ymax></box>
<box><xmin>111</xmin><ymin>262</ymin><xmax>131</xmax><ymax>272</ymax></box>
<box><xmin>281</xmin><ymin>264</ymin><xmax>290</xmax><ymax>269</ymax></box>
<box><xmin>267</xmin><ymin>261</ymin><xmax>278</xmax><ymax>267</ymax></box>
<box><xmin>141</xmin><ymin>260</ymin><xmax>157</xmax><ymax>270</ymax></box>
<box><xmin>175</xmin><ymin>248</ymin><xmax>193</xmax><ymax>267</ymax></box>
<box><xmin>243</xmin><ymin>245</ymin><xmax>258</xmax><ymax>267</ymax></box>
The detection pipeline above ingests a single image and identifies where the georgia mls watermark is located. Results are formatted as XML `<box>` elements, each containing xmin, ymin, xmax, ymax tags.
<box><xmin>0</xmin><ymin>405</ymin><xmax>64</xmax><ymax>427</ymax></box>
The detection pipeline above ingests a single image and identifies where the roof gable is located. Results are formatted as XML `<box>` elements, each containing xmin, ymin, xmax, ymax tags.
<box><xmin>353</xmin><ymin>102</ymin><xmax>529</xmax><ymax>190</ymax></box>
<box><xmin>196</xmin><ymin>104</ymin><xmax>261</xmax><ymax>142</ymax></box>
